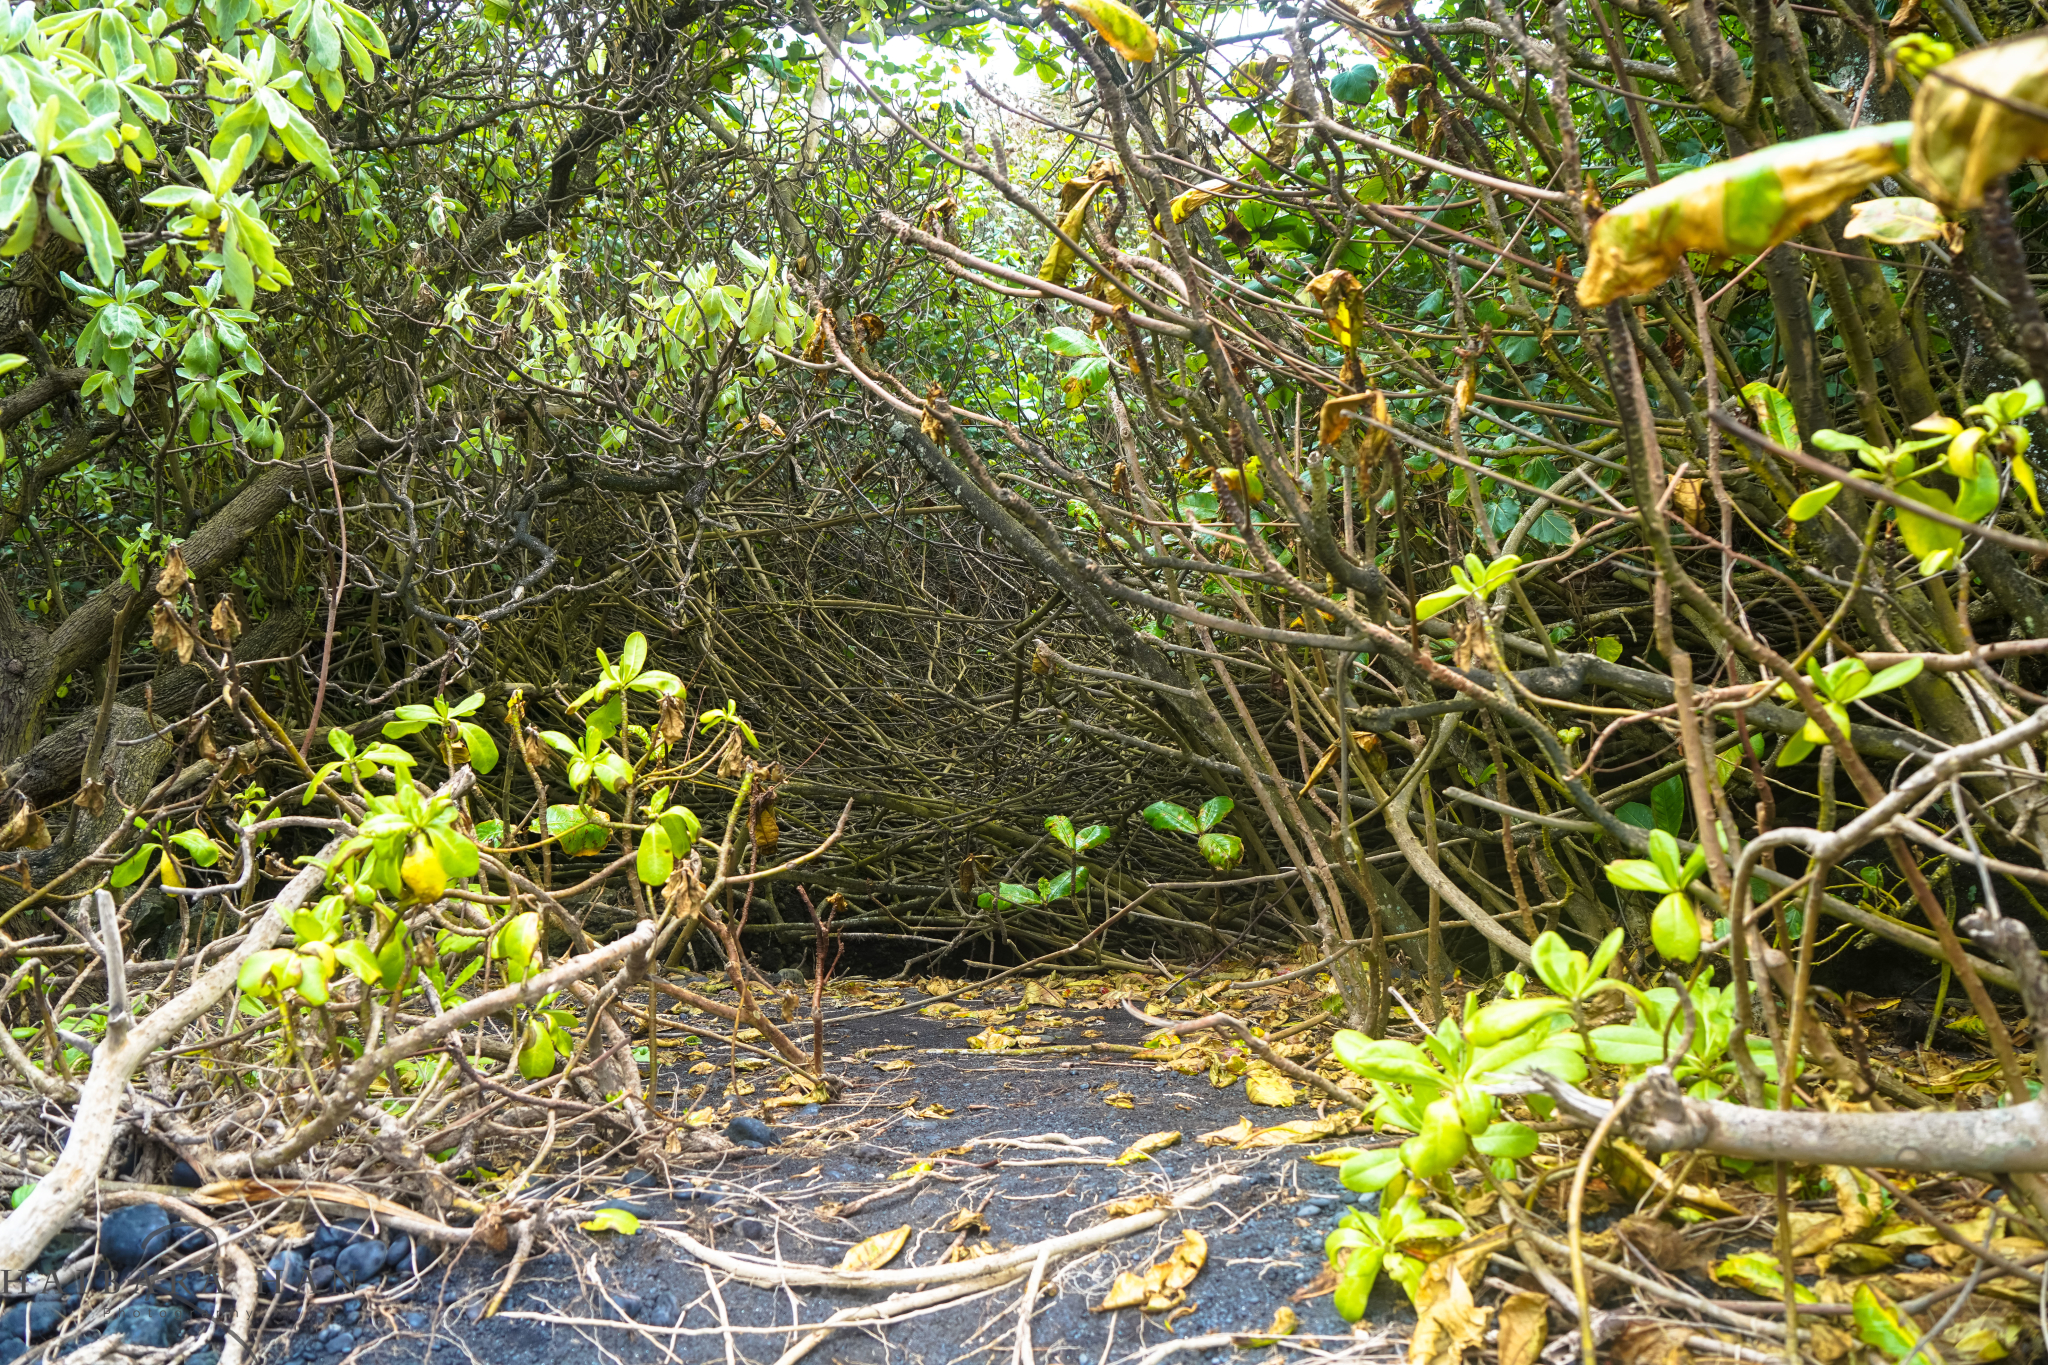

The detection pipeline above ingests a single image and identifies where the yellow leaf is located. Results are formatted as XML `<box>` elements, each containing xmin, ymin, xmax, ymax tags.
<box><xmin>838</xmin><ymin>1224</ymin><xmax>912</xmax><ymax>1272</ymax></box>
<box><xmin>1021</xmin><ymin>980</ymin><xmax>1064</xmax><ymax>1007</ymax></box>
<box><xmin>1406</xmin><ymin>1231</ymin><xmax>1507</xmax><ymax>1365</ymax></box>
<box><xmin>1103</xmin><ymin>1091</ymin><xmax>1135</xmax><ymax>1108</ymax></box>
<box><xmin>688</xmin><ymin>1061</ymin><xmax>716</xmax><ymax>1075</ymax></box>
<box><xmin>1039</xmin><ymin>179</ymin><xmax>1109</xmax><ymax>286</ymax></box>
<box><xmin>1843</xmin><ymin>195</ymin><xmax>1949</xmax><ymax>244</ymax></box>
<box><xmin>1494</xmin><ymin>1292</ymin><xmax>1547</xmax><ymax>1365</ymax></box>
<box><xmin>875</xmin><ymin>1059</ymin><xmax>916</xmax><ymax>1071</ymax></box>
<box><xmin>1578</xmin><ymin>124</ymin><xmax>1909</xmax><ymax>306</ymax></box>
<box><xmin>1059</xmin><ymin>0</ymin><xmax>1158</xmax><ymax>61</ymax></box>
<box><xmin>968</xmin><ymin>1028</ymin><xmax>1016</xmax><ymax>1051</ymax></box>
<box><xmin>1111</xmin><ymin>1131</ymin><xmax>1182</xmax><ymax>1165</ymax></box>
<box><xmin>1094</xmin><ymin>1229</ymin><xmax>1208</xmax><ymax>1312</ymax></box>
<box><xmin>1240</xmin><ymin>1305</ymin><xmax>1298</xmax><ymax>1346</ymax></box>
<box><xmin>1168</xmin><ymin>177</ymin><xmax>1230</xmax><ymax>223</ymax></box>
<box><xmin>1243</xmin><ymin>1064</ymin><xmax>1298</xmax><ymax>1108</ymax></box>
<box><xmin>1104</xmin><ymin>1195</ymin><xmax>1168</xmax><ymax>1217</ymax></box>
<box><xmin>1197</xmin><ymin>1117</ymin><xmax>1255</xmax><ymax>1146</ymax></box>
<box><xmin>1910</xmin><ymin>30</ymin><xmax>2048</xmax><ymax>212</ymax></box>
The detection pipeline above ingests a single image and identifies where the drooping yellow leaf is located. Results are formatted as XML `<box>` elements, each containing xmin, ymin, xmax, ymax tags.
<box><xmin>1094</xmin><ymin>1229</ymin><xmax>1208</xmax><ymax>1312</ymax></box>
<box><xmin>1039</xmin><ymin>179</ymin><xmax>1109</xmax><ymax>287</ymax></box>
<box><xmin>1843</xmin><ymin>195</ymin><xmax>1949</xmax><ymax>244</ymax></box>
<box><xmin>1910</xmin><ymin>30</ymin><xmax>2048</xmax><ymax>212</ymax></box>
<box><xmin>1111</xmin><ymin>1131</ymin><xmax>1183</xmax><ymax>1165</ymax></box>
<box><xmin>1243</xmin><ymin>1064</ymin><xmax>1298</xmax><ymax>1108</ymax></box>
<box><xmin>1060</xmin><ymin>0</ymin><xmax>1158</xmax><ymax>61</ymax></box>
<box><xmin>1494</xmin><ymin>1291</ymin><xmax>1548</xmax><ymax>1365</ymax></box>
<box><xmin>1578</xmin><ymin>124</ymin><xmax>1909</xmax><ymax>306</ymax></box>
<box><xmin>1306</xmin><ymin>270</ymin><xmax>1364</xmax><ymax>348</ymax></box>
<box><xmin>838</xmin><ymin>1224</ymin><xmax>912</xmax><ymax>1272</ymax></box>
<box><xmin>1168</xmin><ymin>177</ymin><xmax>1230</xmax><ymax>223</ymax></box>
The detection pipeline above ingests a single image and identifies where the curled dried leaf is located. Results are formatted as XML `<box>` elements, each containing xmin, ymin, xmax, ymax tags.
<box><xmin>151</xmin><ymin>601</ymin><xmax>200</xmax><ymax>665</ymax></box>
<box><xmin>208</xmin><ymin>594</ymin><xmax>244</xmax><ymax>643</ymax></box>
<box><xmin>155</xmin><ymin>546</ymin><xmax>190</xmax><ymax>597</ymax></box>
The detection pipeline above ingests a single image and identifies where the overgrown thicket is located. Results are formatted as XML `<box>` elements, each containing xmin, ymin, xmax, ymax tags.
<box><xmin>2</xmin><ymin>0</ymin><xmax>2048</xmax><ymax>1351</ymax></box>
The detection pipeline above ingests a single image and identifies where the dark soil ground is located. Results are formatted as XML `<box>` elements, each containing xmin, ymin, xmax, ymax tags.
<box><xmin>22</xmin><ymin>976</ymin><xmax>1414</xmax><ymax>1365</ymax></box>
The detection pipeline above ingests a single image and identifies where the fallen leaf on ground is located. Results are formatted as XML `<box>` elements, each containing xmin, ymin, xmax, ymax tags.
<box><xmin>1607</xmin><ymin>1324</ymin><xmax>1693</xmax><ymax>1365</ymax></box>
<box><xmin>1104</xmin><ymin>1194</ymin><xmax>1168</xmax><ymax>1217</ymax></box>
<box><xmin>875</xmin><ymin>1059</ymin><xmax>916</xmax><ymax>1072</ymax></box>
<box><xmin>687</xmin><ymin>1061</ymin><xmax>716</xmax><ymax>1075</ymax></box>
<box><xmin>1244</xmin><ymin>1064</ymin><xmax>1298</xmax><ymax>1107</ymax></box>
<box><xmin>1239</xmin><ymin>1305</ymin><xmax>1298</xmax><ymax>1346</ymax></box>
<box><xmin>910</xmin><ymin>1103</ymin><xmax>953</xmax><ymax>1118</ymax></box>
<box><xmin>1110</xmin><ymin>1131</ymin><xmax>1182</xmax><ymax>1166</ymax></box>
<box><xmin>1713</xmin><ymin>1251</ymin><xmax>1817</xmax><ymax>1303</ymax></box>
<box><xmin>1290</xmin><ymin>1264</ymin><xmax>1338</xmax><ymax>1301</ymax></box>
<box><xmin>1022</xmin><ymin>980</ymin><xmax>1064</xmax><ymax>1007</ymax></box>
<box><xmin>945</xmin><ymin>1207</ymin><xmax>990</xmax><ymax>1234</ymax></box>
<box><xmin>1103</xmin><ymin>1091</ymin><xmax>1135</xmax><ymax>1108</ymax></box>
<box><xmin>967</xmin><ymin>1028</ymin><xmax>1014</xmax><ymax>1051</ymax></box>
<box><xmin>1405</xmin><ymin>1231</ymin><xmax>1505</xmax><ymax>1365</ymax></box>
<box><xmin>1198</xmin><ymin>1117</ymin><xmax>1256</xmax><ymax>1146</ymax></box>
<box><xmin>1094</xmin><ymin>1229</ymin><xmax>1208</xmax><ymax>1312</ymax></box>
<box><xmin>1494</xmin><ymin>1292</ymin><xmax>1547</xmax><ymax>1365</ymax></box>
<box><xmin>838</xmin><ymin>1224</ymin><xmax>912</xmax><ymax>1271</ymax></box>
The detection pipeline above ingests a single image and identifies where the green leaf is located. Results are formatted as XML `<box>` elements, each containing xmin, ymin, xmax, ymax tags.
<box><xmin>636</xmin><ymin>826</ymin><xmax>673</xmax><ymax>886</ymax></box>
<box><xmin>1072</xmin><ymin>824</ymin><xmax>1112</xmax><ymax>851</ymax></box>
<box><xmin>168</xmin><ymin>828</ymin><xmax>224</xmax><ymax>868</ymax></box>
<box><xmin>1044</xmin><ymin>814</ymin><xmax>1077</xmax><ymax>849</ymax></box>
<box><xmin>1741</xmin><ymin>381</ymin><xmax>1801</xmax><ymax>453</ymax></box>
<box><xmin>456</xmin><ymin>721</ymin><xmax>499</xmax><ymax>774</ymax></box>
<box><xmin>1788</xmin><ymin>481</ymin><xmax>1843</xmax><ymax>521</ymax></box>
<box><xmin>53</xmin><ymin>159</ymin><xmax>121</xmax><ymax>283</ymax></box>
<box><xmin>333</xmin><ymin>940</ymin><xmax>381</xmax><ymax>985</ymax></box>
<box><xmin>1471</xmin><ymin>1121</ymin><xmax>1538</xmax><ymax>1159</ymax></box>
<box><xmin>1528</xmin><ymin>931</ymin><xmax>1585</xmax><ymax>999</ymax></box>
<box><xmin>1197</xmin><ymin>831</ymin><xmax>1243</xmax><ymax>870</ymax></box>
<box><xmin>1650</xmin><ymin>776</ymin><xmax>1685</xmax><ymax>836</ymax></box>
<box><xmin>109</xmin><ymin>842</ymin><xmax>159</xmax><ymax>888</ymax></box>
<box><xmin>1197</xmin><ymin>795</ymin><xmax>1234</xmax><ymax>832</ymax></box>
<box><xmin>1413</xmin><ymin>585</ymin><xmax>1469</xmax><ymax>622</ymax></box>
<box><xmin>1862</xmin><ymin>657</ymin><xmax>1924</xmax><ymax>697</ymax></box>
<box><xmin>1604</xmin><ymin>859</ymin><xmax>1671</xmax><ymax>893</ymax></box>
<box><xmin>1592</xmin><ymin>636</ymin><xmax>1622</xmax><ymax>663</ymax></box>
<box><xmin>581</xmin><ymin>1206</ymin><xmax>640</xmax><ymax>1235</ymax></box>
<box><xmin>10</xmin><ymin>1183</ymin><xmax>33</xmax><ymax>1208</ymax></box>
<box><xmin>1141</xmin><ymin>801</ymin><xmax>1199</xmax><ymax>835</ymax></box>
<box><xmin>1615</xmin><ymin>802</ymin><xmax>1654</xmax><ymax>830</ymax></box>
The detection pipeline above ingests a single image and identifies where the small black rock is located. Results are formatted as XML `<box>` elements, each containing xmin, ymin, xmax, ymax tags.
<box><xmin>267</xmin><ymin>1249</ymin><xmax>309</xmax><ymax>1294</ymax></box>
<box><xmin>404</xmin><ymin>1313</ymin><xmax>428</xmax><ymax>1331</ymax></box>
<box><xmin>335</xmin><ymin>1240</ymin><xmax>386</xmax><ymax>1286</ymax></box>
<box><xmin>168</xmin><ymin>1160</ymin><xmax>203</xmax><ymax>1189</ymax></box>
<box><xmin>100</xmin><ymin>1205</ymin><xmax>175</xmax><ymax>1271</ymax></box>
<box><xmin>640</xmin><ymin>1290</ymin><xmax>678</xmax><ymax>1324</ymax></box>
<box><xmin>0</xmin><ymin>1295</ymin><xmax>61</xmax><ymax>1344</ymax></box>
<box><xmin>308</xmin><ymin>1264</ymin><xmax>336</xmax><ymax>1293</ymax></box>
<box><xmin>609</xmin><ymin>1291</ymin><xmax>645</xmax><ymax>1319</ymax></box>
<box><xmin>737</xmin><ymin>1218</ymin><xmax>768</xmax><ymax>1241</ymax></box>
<box><xmin>1903</xmin><ymin>1251</ymin><xmax>1934</xmax><ymax>1269</ymax></box>
<box><xmin>382</xmin><ymin>1236</ymin><xmax>413</xmax><ymax>1275</ymax></box>
<box><xmin>326</xmin><ymin>1331</ymin><xmax>355</xmax><ymax>1354</ymax></box>
<box><xmin>726</xmin><ymin>1116</ymin><xmax>777</xmax><ymax>1147</ymax></box>
<box><xmin>312</xmin><ymin>1222</ymin><xmax>365</xmax><ymax>1251</ymax></box>
<box><xmin>106</xmin><ymin>1304</ymin><xmax>188</xmax><ymax>1349</ymax></box>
